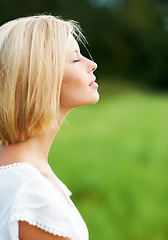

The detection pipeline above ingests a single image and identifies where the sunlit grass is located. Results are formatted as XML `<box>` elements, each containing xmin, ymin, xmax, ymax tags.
<box><xmin>49</xmin><ymin>86</ymin><xmax>168</xmax><ymax>240</ymax></box>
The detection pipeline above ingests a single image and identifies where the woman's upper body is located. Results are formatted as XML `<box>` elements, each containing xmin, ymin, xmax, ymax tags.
<box><xmin>0</xmin><ymin>15</ymin><xmax>99</xmax><ymax>239</ymax></box>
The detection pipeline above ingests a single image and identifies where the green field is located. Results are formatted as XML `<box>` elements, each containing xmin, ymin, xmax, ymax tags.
<box><xmin>49</xmin><ymin>87</ymin><xmax>168</xmax><ymax>240</ymax></box>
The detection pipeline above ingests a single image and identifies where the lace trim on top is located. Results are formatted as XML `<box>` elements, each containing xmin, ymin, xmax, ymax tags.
<box><xmin>10</xmin><ymin>214</ymin><xmax>75</xmax><ymax>238</ymax></box>
<box><xmin>0</xmin><ymin>162</ymin><xmax>30</xmax><ymax>171</ymax></box>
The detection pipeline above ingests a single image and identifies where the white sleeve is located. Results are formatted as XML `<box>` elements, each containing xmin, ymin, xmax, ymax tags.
<box><xmin>9</xmin><ymin>175</ymin><xmax>80</xmax><ymax>240</ymax></box>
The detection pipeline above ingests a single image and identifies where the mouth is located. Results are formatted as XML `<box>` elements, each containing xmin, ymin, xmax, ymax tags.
<box><xmin>89</xmin><ymin>78</ymin><xmax>98</xmax><ymax>89</ymax></box>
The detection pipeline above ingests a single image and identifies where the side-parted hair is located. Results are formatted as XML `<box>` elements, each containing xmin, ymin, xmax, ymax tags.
<box><xmin>0</xmin><ymin>15</ymin><xmax>84</xmax><ymax>145</ymax></box>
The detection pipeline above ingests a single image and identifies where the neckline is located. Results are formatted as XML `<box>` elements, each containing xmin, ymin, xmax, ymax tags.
<box><xmin>0</xmin><ymin>161</ymin><xmax>73</xmax><ymax>207</ymax></box>
<box><xmin>0</xmin><ymin>162</ymin><xmax>30</xmax><ymax>170</ymax></box>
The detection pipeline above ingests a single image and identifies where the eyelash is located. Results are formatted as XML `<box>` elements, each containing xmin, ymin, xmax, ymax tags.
<box><xmin>73</xmin><ymin>59</ymin><xmax>80</xmax><ymax>63</ymax></box>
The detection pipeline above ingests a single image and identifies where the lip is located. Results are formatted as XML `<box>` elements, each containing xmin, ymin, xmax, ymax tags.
<box><xmin>89</xmin><ymin>77</ymin><xmax>96</xmax><ymax>86</ymax></box>
<box><xmin>89</xmin><ymin>78</ymin><xmax>98</xmax><ymax>88</ymax></box>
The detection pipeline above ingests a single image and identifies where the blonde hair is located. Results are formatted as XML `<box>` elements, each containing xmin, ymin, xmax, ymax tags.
<box><xmin>0</xmin><ymin>15</ymin><xmax>83</xmax><ymax>145</ymax></box>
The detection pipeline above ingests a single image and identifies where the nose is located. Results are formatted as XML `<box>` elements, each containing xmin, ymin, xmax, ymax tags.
<box><xmin>89</xmin><ymin>60</ymin><xmax>97</xmax><ymax>72</ymax></box>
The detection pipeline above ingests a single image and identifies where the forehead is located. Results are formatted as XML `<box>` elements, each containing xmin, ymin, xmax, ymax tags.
<box><xmin>67</xmin><ymin>35</ymin><xmax>80</xmax><ymax>54</ymax></box>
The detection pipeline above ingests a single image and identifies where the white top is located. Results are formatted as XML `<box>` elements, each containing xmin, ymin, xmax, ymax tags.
<box><xmin>0</xmin><ymin>162</ymin><xmax>88</xmax><ymax>240</ymax></box>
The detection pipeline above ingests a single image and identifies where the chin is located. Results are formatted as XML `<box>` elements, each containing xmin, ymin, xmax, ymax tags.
<box><xmin>91</xmin><ymin>93</ymin><xmax>100</xmax><ymax>105</ymax></box>
<box><xmin>83</xmin><ymin>91</ymin><xmax>100</xmax><ymax>106</ymax></box>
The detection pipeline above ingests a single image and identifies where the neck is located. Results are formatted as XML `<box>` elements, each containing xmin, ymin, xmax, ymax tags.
<box><xmin>0</xmin><ymin>108</ymin><xmax>69</xmax><ymax>169</ymax></box>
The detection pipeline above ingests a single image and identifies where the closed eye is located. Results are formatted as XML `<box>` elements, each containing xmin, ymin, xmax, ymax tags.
<box><xmin>73</xmin><ymin>59</ymin><xmax>80</xmax><ymax>63</ymax></box>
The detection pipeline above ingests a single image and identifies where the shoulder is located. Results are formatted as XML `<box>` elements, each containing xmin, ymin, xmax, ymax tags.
<box><xmin>8</xmin><ymin>163</ymin><xmax>80</xmax><ymax>239</ymax></box>
<box><xmin>0</xmin><ymin>163</ymin><xmax>88</xmax><ymax>240</ymax></box>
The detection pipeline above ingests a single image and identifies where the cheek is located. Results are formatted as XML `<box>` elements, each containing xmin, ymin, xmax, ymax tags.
<box><xmin>63</xmin><ymin>63</ymin><xmax>86</xmax><ymax>88</ymax></box>
<box><xmin>60</xmin><ymin>75</ymin><xmax>78</xmax><ymax>108</ymax></box>
<box><xmin>62</xmin><ymin>71</ymin><xmax>85</xmax><ymax>94</ymax></box>
<box><xmin>60</xmin><ymin>74</ymin><xmax>87</xmax><ymax>109</ymax></box>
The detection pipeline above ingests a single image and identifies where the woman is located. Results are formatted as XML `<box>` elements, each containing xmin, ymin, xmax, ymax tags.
<box><xmin>0</xmin><ymin>15</ymin><xmax>98</xmax><ymax>240</ymax></box>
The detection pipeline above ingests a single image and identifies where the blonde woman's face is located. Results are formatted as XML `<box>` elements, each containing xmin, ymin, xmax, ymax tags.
<box><xmin>60</xmin><ymin>35</ymin><xmax>99</xmax><ymax>111</ymax></box>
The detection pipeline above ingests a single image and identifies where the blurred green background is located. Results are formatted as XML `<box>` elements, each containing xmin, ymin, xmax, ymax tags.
<box><xmin>49</xmin><ymin>87</ymin><xmax>168</xmax><ymax>240</ymax></box>
<box><xmin>1</xmin><ymin>0</ymin><xmax>168</xmax><ymax>239</ymax></box>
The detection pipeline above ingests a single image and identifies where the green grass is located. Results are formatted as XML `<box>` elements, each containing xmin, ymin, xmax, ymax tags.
<box><xmin>49</xmin><ymin>88</ymin><xmax>168</xmax><ymax>240</ymax></box>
